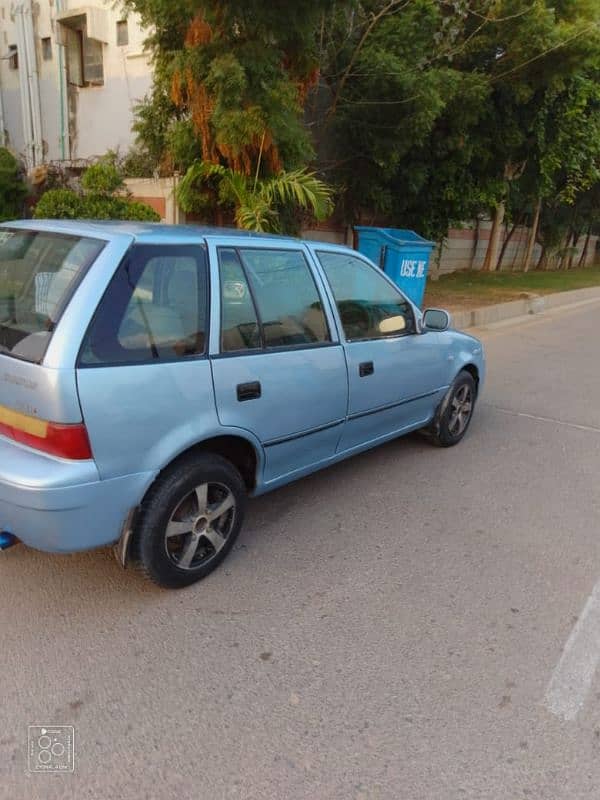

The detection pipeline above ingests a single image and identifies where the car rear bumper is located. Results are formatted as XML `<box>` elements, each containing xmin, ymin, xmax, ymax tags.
<box><xmin>0</xmin><ymin>436</ymin><xmax>154</xmax><ymax>553</ymax></box>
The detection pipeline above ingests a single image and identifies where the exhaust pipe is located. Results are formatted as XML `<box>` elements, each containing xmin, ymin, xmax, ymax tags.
<box><xmin>0</xmin><ymin>531</ymin><xmax>18</xmax><ymax>550</ymax></box>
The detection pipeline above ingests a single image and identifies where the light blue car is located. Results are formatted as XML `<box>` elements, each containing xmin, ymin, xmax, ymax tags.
<box><xmin>0</xmin><ymin>221</ymin><xmax>485</xmax><ymax>588</ymax></box>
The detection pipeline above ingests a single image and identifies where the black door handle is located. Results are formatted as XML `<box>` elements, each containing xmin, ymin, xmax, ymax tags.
<box><xmin>359</xmin><ymin>361</ymin><xmax>374</xmax><ymax>377</ymax></box>
<box><xmin>237</xmin><ymin>381</ymin><xmax>262</xmax><ymax>401</ymax></box>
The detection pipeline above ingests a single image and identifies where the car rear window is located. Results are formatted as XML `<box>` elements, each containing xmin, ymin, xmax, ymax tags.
<box><xmin>0</xmin><ymin>228</ymin><xmax>104</xmax><ymax>363</ymax></box>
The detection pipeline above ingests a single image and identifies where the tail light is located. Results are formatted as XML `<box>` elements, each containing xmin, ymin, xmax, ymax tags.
<box><xmin>0</xmin><ymin>405</ymin><xmax>92</xmax><ymax>460</ymax></box>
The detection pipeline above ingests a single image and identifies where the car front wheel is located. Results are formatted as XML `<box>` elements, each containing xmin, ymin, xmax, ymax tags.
<box><xmin>131</xmin><ymin>453</ymin><xmax>246</xmax><ymax>589</ymax></box>
<box><xmin>428</xmin><ymin>370</ymin><xmax>477</xmax><ymax>447</ymax></box>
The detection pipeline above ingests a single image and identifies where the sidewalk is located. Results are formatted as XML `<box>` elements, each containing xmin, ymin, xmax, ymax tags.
<box><xmin>445</xmin><ymin>286</ymin><xmax>600</xmax><ymax>330</ymax></box>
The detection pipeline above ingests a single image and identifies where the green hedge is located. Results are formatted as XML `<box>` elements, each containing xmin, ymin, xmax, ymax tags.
<box><xmin>33</xmin><ymin>188</ymin><xmax>160</xmax><ymax>222</ymax></box>
<box><xmin>33</xmin><ymin>160</ymin><xmax>161</xmax><ymax>222</ymax></box>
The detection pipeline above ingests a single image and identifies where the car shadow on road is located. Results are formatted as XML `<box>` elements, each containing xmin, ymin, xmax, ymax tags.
<box><xmin>0</xmin><ymin>414</ymin><xmax>488</xmax><ymax>609</ymax></box>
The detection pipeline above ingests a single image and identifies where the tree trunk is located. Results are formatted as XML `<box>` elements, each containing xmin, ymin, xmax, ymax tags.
<box><xmin>430</xmin><ymin>237</ymin><xmax>445</xmax><ymax>281</ymax></box>
<box><xmin>481</xmin><ymin>202</ymin><xmax>505</xmax><ymax>271</ymax></box>
<box><xmin>469</xmin><ymin>217</ymin><xmax>480</xmax><ymax>270</ymax></box>
<box><xmin>523</xmin><ymin>198</ymin><xmax>541</xmax><ymax>272</ymax></box>
<box><xmin>536</xmin><ymin>244</ymin><xmax>548</xmax><ymax>270</ymax></box>
<box><xmin>567</xmin><ymin>232</ymin><xmax>578</xmax><ymax>270</ymax></box>
<box><xmin>497</xmin><ymin>220</ymin><xmax>518</xmax><ymax>271</ymax></box>
<box><xmin>567</xmin><ymin>229</ymin><xmax>581</xmax><ymax>270</ymax></box>
<box><xmin>566</xmin><ymin>207</ymin><xmax>580</xmax><ymax>269</ymax></box>
<box><xmin>558</xmin><ymin>232</ymin><xmax>569</xmax><ymax>270</ymax></box>
<box><xmin>578</xmin><ymin>224</ymin><xmax>592</xmax><ymax>268</ymax></box>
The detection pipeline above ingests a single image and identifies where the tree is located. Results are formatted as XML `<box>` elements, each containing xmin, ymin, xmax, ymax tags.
<box><xmin>126</xmin><ymin>0</ymin><xmax>336</xmax><ymax>231</ymax></box>
<box><xmin>317</xmin><ymin>0</ymin><xmax>497</xmax><ymax>237</ymax></box>
<box><xmin>531</xmin><ymin>66</ymin><xmax>600</xmax><ymax>268</ymax></box>
<box><xmin>320</xmin><ymin>0</ymin><xmax>600</xmax><ymax>268</ymax></box>
<box><xmin>126</xmin><ymin>0</ymin><xmax>335</xmax><ymax>173</ymax></box>
<box><xmin>126</xmin><ymin>0</ymin><xmax>600</xmax><ymax>256</ymax></box>
<box><xmin>0</xmin><ymin>148</ymin><xmax>27</xmax><ymax>221</ymax></box>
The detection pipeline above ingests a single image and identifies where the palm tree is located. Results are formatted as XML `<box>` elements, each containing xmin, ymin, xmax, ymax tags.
<box><xmin>177</xmin><ymin>161</ymin><xmax>334</xmax><ymax>233</ymax></box>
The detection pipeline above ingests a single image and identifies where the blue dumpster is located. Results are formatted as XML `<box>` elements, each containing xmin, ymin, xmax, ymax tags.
<box><xmin>354</xmin><ymin>227</ymin><xmax>435</xmax><ymax>308</ymax></box>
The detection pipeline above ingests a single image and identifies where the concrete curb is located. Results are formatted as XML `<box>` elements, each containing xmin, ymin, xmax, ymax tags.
<box><xmin>450</xmin><ymin>286</ymin><xmax>600</xmax><ymax>330</ymax></box>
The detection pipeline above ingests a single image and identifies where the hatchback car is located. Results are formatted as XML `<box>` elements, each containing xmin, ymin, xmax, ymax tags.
<box><xmin>0</xmin><ymin>221</ymin><xmax>484</xmax><ymax>588</ymax></box>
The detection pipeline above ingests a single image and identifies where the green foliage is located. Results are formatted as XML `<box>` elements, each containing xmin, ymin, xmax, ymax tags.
<box><xmin>118</xmin><ymin>146</ymin><xmax>158</xmax><ymax>179</ymax></box>
<box><xmin>125</xmin><ymin>0</ymin><xmax>600</xmax><ymax>254</ymax></box>
<box><xmin>0</xmin><ymin>148</ymin><xmax>27</xmax><ymax>221</ymax></box>
<box><xmin>123</xmin><ymin>200</ymin><xmax>163</xmax><ymax>221</ymax></box>
<box><xmin>177</xmin><ymin>161</ymin><xmax>334</xmax><ymax>232</ymax></box>
<box><xmin>535</xmin><ymin>74</ymin><xmax>600</xmax><ymax>205</ymax></box>
<box><xmin>131</xmin><ymin>91</ymin><xmax>175</xmax><ymax>172</ymax></box>
<box><xmin>33</xmin><ymin>188</ymin><xmax>84</xmax><ymax>219</ymax></box>
<box><xmin>81</xmin><ymin>161</ymin><xmax>124</xmax><ymax>195</ymax></box>
<box><xmin>165</xmin><ymin>120</ymin><xmax>200</xmax><ymax>172</ymax></box>
<box><xmin>322</xmin><ymin>0</ymin><xmax>600</xmax><ymax>245</ymax></box>
<box><xmin>125</xmin><ymin>0</ymin><xmax>329</xmax><ymax>175</ymax></box>
<box><xmin>34</xmin><ymin>161</ymin><xmax>160</xmax><ymax>222</ymax></box>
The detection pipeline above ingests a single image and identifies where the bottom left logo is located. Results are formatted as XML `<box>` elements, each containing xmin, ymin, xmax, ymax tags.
<box><xmin>28</xmin><ymin>725</ymin><xmax>75</xmax><ymax>772</ymax></box>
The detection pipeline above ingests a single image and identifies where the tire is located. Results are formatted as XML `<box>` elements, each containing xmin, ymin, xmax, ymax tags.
<box><xmin>427</xmin><ymin>370</ymin><xmax>477</xmax><ymax>447</ymax></box>
<box><xmin>131</xmin><ymin>452</ymin><xmax>247</xmax><ymax>589</ymax></box>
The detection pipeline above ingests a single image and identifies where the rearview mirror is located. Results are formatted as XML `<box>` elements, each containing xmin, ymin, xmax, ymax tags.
<box><xmin>422</xmin><ymin>308</ymin><xmax>451</xmax><ymax>332</ymax></box>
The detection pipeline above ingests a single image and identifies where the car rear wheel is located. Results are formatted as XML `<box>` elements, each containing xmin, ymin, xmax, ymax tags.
<box><xmin>427</xmin><ymin>370</ymin><xmax>477</xmax><ymax>447</ymax></box>
<box><xmin>131</xmin><ymin>453</ymin><xmax>246</xmax><ymax>589</ymax></box>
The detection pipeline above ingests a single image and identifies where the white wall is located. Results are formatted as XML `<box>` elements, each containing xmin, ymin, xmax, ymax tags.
<box><xmin>73</xmin><ymin>70</ymin><xmax>152</xmax><ymax>160</ymax></box>
<box><xmin>0</xmin><ymin>0</ymin><xmax>152</xmax><ymax>164</ymax></box>
<box><xmin>68</xmin><ymin>13</ymin><xmax>152</xmax><ymax>160</ymax></box>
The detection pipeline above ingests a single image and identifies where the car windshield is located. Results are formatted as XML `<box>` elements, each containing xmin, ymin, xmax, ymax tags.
<box><xmin>0</xmin><ymin>228</ymin><xmax>104</xmax><ymax>363</ymax></box>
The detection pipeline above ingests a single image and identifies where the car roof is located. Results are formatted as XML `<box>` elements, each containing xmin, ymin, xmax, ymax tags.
<box><xmin>2</xmin><ymin>219</ymin><xmax>304</xmax><ymax>244</ymax></box>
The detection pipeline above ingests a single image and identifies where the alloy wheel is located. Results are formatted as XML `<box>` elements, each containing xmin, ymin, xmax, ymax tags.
<box><xmin>164</xmin><ymin>482</ymin><xmax>236</xmax><ymax>571</ymax></box>
<box><xmin>448</xmin><ymin>384</ymin><xmax>473</xmax><ymax>437</ymax></box>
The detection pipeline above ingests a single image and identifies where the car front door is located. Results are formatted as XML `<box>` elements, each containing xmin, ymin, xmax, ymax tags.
<box><xmin>313</xmin><ymin>249</ymin><xmax>448</xmax><ymax>453</ymax></box>
<box><xmin>208</xmin><ymin>241</ymin><xmax>348</xmax><ymax>486</ymax></box>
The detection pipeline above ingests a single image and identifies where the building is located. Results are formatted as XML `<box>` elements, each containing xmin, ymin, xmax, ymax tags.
<box><xmin>0</xmin><ymin>0</ymin><xmax>152</xmax><ymax>169</ymax></box>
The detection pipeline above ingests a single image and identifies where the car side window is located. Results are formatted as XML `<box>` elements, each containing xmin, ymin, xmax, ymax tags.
<box><xmin>237</xmin><ymin>248</ymin><xmax>330</xmax><ymax>348</ymax></box>
<box><xmin>317</xmin><ymin>251</ymin><xmax>415</xmax><ymax>341</ymax></box>
<box><xmin>79</xmin><ymin>244</ymin><xmax>208</xmax><ymax>366</ymax></box>
<box><xmin>218</xmin><ymin>249</ymin><xmax>261</xmax><ymax>352</ymax></box>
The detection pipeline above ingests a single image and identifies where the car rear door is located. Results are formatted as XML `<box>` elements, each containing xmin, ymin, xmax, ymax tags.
<box><xmin>76</xmin><ymin>241</ymin><xmax>218</xmax><ymax>479</ymax></box>
<box><xmin>312</xmin><ymin>248</ymin><xmax>448</xmax><ymax>452</ymax></box>
<box><xmin>207</xmin><ymin>238</ymin><xmax>348</xmax><ymax>485</ymax></box>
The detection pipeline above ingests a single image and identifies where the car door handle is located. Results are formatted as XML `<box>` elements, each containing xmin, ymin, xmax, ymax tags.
<box><xmin>237</xmin><ymin>381</ymin><xmax>262</xmax><ymax>401</ymax></box>
<box><xmin>359</xmin><ymin>361</ymin><xmax>374</xmax><ymax>377</ymax></box>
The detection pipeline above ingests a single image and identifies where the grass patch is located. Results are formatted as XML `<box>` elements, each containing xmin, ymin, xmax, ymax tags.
<box><xmin>423</xmin><ymin>266</ymin><xmax>600</xmax><ymax>311</ymax></box>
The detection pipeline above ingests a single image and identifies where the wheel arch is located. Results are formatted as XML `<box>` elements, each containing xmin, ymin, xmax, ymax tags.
<box><xmin>159</xmin><ymin>434</ymin><xmax>260</xmax><ymax>492</ymax></box>
<box><xmin>460</xmin><ymin>362</ymin><xmax>480</xmax><ymax>392</ymax></box>
<box><xmin>115</xmin><ymin>432</ymin><xmax>262</xmax><ymax>569</ymax></box>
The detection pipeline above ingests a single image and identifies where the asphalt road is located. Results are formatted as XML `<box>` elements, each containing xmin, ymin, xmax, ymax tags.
<box><xmin>3</xmin><ymin>300</ymin><xmax>600</xmax><ymax>800</ymax></box>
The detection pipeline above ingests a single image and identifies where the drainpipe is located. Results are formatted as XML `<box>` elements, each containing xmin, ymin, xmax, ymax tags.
<box><xmin>0</xmin><ymin>57</ymin><xmax>6</xmax><ymax>147</ymax></box>
<box><xmin>173</xmin><ymin>172</ymin><xmax>180</xmax><ymax>224</ymax></box>
<box><xmin>54</xmin><ymin>0</ymin><xmax>69</xmax><ymax>160</ymax></box>
<box><xmin>21</xmin><ymin>0</ymin><xmax>43</xmax><ymax>166</ymax></box>
<box><xmin>14</xmin><ymin>4</ymin><xmax>34</xmax><ymax>169</ymax></box>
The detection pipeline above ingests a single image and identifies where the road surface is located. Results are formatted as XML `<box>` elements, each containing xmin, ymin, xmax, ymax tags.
<box><xmin>3</xmin><ymin>300</ymin><xmax>600</xmax><ymax>799</ymax></box>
